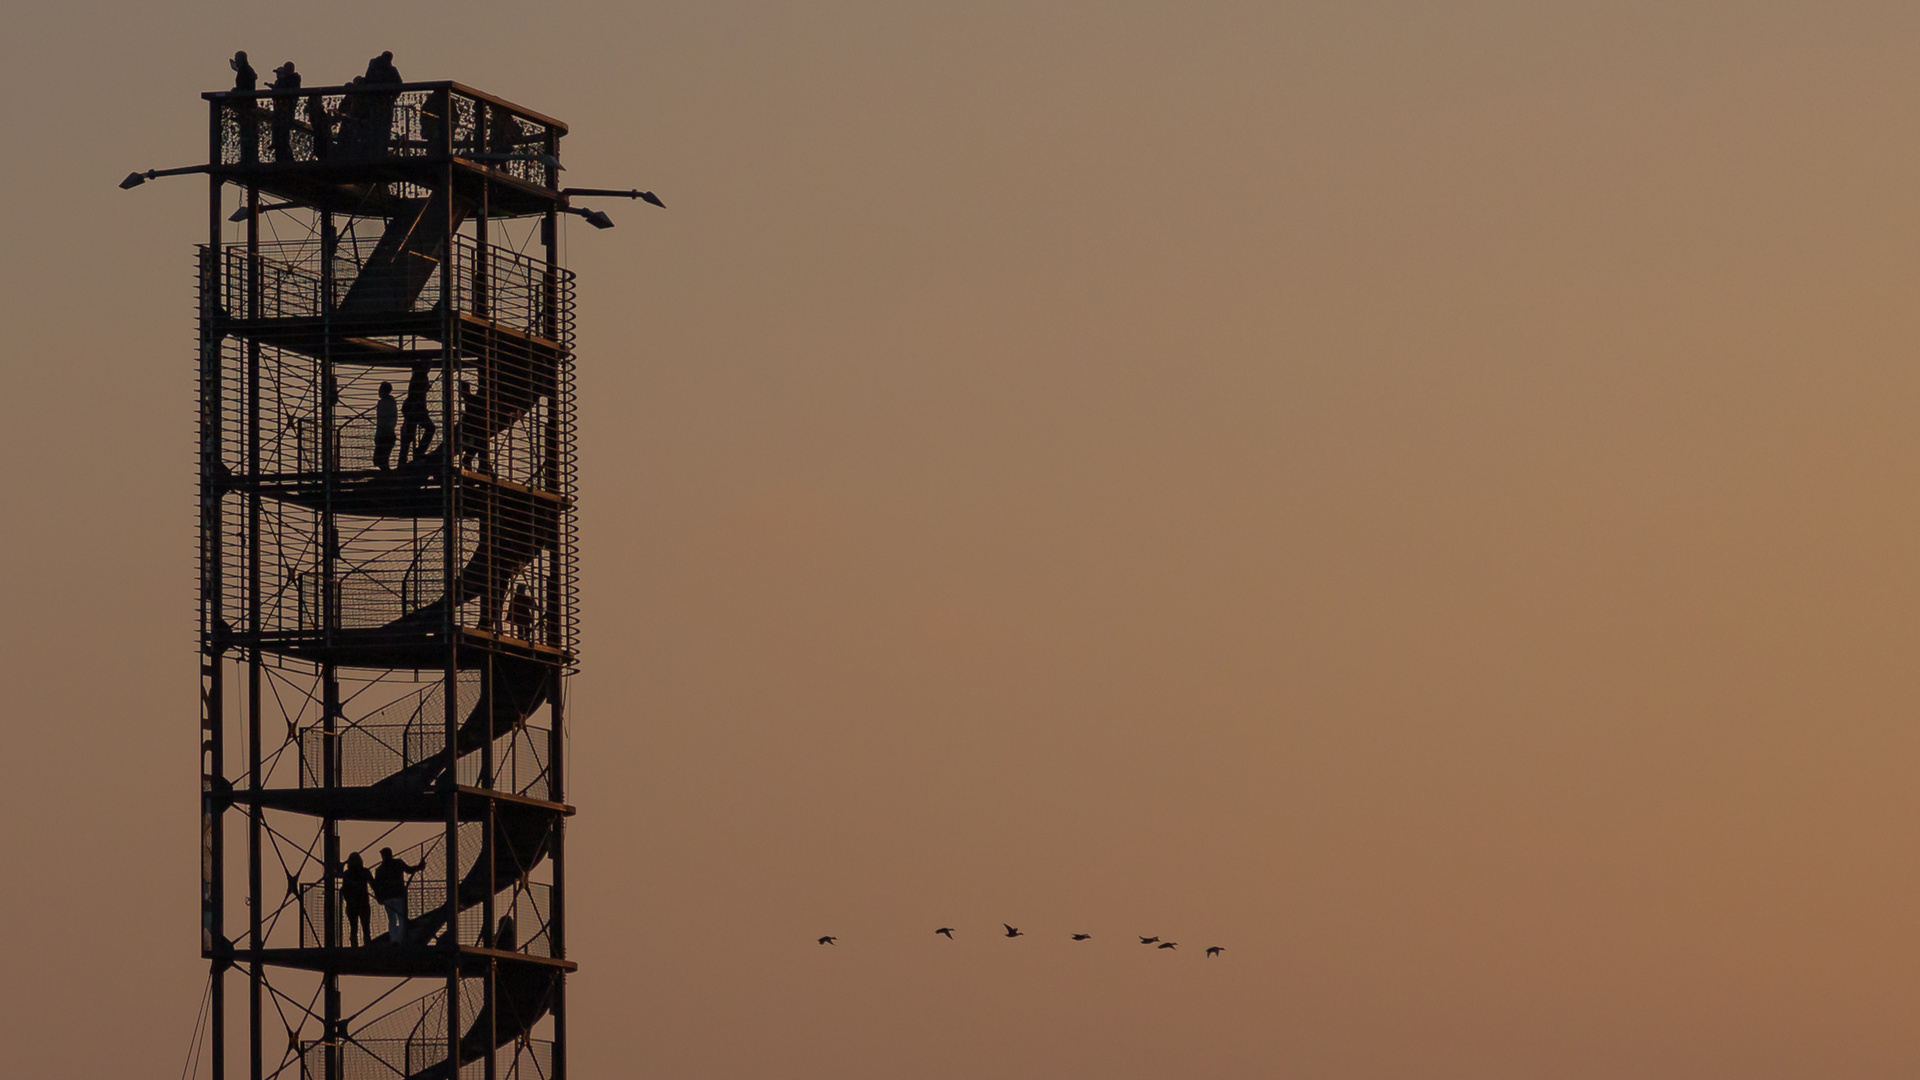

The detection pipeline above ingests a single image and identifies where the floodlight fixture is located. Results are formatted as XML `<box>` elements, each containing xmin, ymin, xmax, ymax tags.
<box><xmin>120</xmin><ymin>163</ymin><xmax>210</xmax><ymax>189</ymax></box>
<box><xmin>229</xmin><ymin>200</ymin><xmax>299</xmax><ymax>222</ymax></box>
<box><xmin>561</xmin><ymin>187</ymin><xmax>665</xmax><ymax>208</ymax></box>
<box><xmin>564</xmin><ymin>207</ymin><xmax>616</xmax><ymax>230</ymax></box>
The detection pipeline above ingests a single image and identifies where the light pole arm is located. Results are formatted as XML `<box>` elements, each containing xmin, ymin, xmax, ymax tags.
<box><xmin>560</xmin><ymin>187</ymin><xmax>665</xmax><ymax>208</ymax></box>
<box><xmin>120</xmin><ymin>163</ymin><xmax>211</xmax><ymax>189</ymax></box>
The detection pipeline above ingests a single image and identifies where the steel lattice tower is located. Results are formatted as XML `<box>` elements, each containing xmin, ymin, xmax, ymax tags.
<box><xmin>194</xmin><ymin>76</ymin><xmax>584</xmax><ymax>1080</ymax></box>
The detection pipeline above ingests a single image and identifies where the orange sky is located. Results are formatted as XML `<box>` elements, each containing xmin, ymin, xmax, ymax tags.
<box><xmin>8</xmin><ymin>1</ymin><xmax>1920</xmax><ymax>1076</ymax></box>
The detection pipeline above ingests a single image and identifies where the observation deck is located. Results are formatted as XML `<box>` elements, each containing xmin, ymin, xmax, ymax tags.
<box><xmin>206</xmin><ymin>81</ymin><xmax>567</xmax><ymax>217</ymax></box>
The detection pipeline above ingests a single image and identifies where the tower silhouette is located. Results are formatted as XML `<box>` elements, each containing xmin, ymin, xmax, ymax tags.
<box><xmin>195</xmin><ymin>74</ymin><xmax>585</xmax><ymax>1080</ymax></box>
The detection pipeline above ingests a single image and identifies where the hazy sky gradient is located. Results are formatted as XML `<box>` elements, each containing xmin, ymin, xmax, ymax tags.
<box><xmin>7</xmin><ymin>1</ymin><xmax>1920</xmax><ymax>1076</ymax></box>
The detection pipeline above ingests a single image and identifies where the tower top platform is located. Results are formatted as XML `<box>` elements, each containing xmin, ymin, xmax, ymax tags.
<box><xmin>205</xmin><ymin>80</ymin><xmax>568</xmax><ymax>218</ymax></box>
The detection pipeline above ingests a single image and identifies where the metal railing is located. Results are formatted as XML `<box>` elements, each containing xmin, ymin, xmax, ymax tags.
<box><xmin>297</xmin><ymin>878</ymin><xmax>556</xmax><ymax>958</ymax></box>
<box><xmin>287</xmin><ymin>559</ymin><xmax>561</xmax><ymax>648</ymax></box>
<box><xmin>298</xmin><ymin>1037</ymin><xmax>553</xmax><ymax>1080</ymax></box>
<box><xmin>300</xmin><ymin>721</ymin><xmax>554</xmax><ymax>800</ymax></box>
<box><xmin>220</xmin><ymin>82</ymin><xmax>560</xmax><ymax>186</ymax></box>
<box><xmin>286</xmin><ymin>391</ymin><xmax>556</xmax><ymax>487</ymax></box>
<box><xmin>294</xmin><ymin>565</ymin><xmax>435</xmax><ymax>631</ymax></box>
<box><xmin>210</xmin><ymin>236</ymin><xmax>570</xmax><ymax>335</ymax></box>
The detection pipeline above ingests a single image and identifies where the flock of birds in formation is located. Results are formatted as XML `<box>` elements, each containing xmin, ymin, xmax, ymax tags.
<box><xmin>817</xmin><ymin>926</ymin><xmax>1226</xmax><ymax>958</ymax></box>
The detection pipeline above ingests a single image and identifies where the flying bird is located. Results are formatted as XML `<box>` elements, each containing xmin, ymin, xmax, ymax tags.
<box><xmin>1004</xmin><ymin>924</ymin><xmax>1024</xmax><ymax>938</ymax></box>
<box><xmin>1139</xmin><ymin>936</ymin><xmax>1160</xmax><ymax>945</ymax></box>
<box><xmin>935</xmin><ymin>927</ymin><xmax>955</xmax><ymax>939</ymax></box>
<box><xmin>817</xmin><ymin>936</ymin><xmax>837</xmax><ymax>946</ymax></box>
<box><xmin>1070</xmin><ymin>933</ymin><xmax>1092</xmax><ymax>941</ymax></box>
<box><xmin>1157</xmin><ymin>942</ymin><xmax>1177</xmax><ymax>950</ymax></box>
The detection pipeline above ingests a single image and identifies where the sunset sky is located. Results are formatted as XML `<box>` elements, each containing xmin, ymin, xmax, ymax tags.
<box><xmin>8</xmin><ymin>1</ymin><xmax>1920</xmax><ymax>1076</ymax></box>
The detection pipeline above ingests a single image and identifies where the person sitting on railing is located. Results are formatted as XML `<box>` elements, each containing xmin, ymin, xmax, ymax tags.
<box><xmin>457</xmin><ymin>379</ymin><xmax>491</xmax><ymax>473</ymax></box>
<box><xmin>374</xmin><ymin>381</ymin><xmax>398</xmax><ymax>471</ymax></box>
<box><xmin>230</xmin><ymin>51</ymin><xmax>258</xmax><ymax>164</ymax></box>
<box><xmin>508</xmin><ymin>584</ymin><xmax>539</xmax><ymax>643</ymax></box>
<box><xmin>398</xmin><ymin>363</ymin><xmax>435</xmax><ymax>465</ymax></box>
<box><xmin>372</xmin><ymin>847</ymin><xmax>425</xmax><ymax>945</ymax></box>
<box><xmin>268</xmin><ymin>62</ymin><xmax>301</xmax><ymax>163</ymax></box>
<box><xmin>335</xmin><ymin>851</ymin><xmax>374</xmax><ymax>947</ymax></box>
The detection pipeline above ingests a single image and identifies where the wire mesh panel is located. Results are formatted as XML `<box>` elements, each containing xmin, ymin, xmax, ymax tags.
<box><xmin>298</xmin><ymin>1038</ymin><xmax>554</xmax><ymax>1080</ymax></box>
<box><xmin>221</xmin><ymin>501</ymin><xmax>570</xmax><ymax>651</ymax></box>
<box><xmin>210</xmin><ymin>237</ymin><xmax>569</xmax><ymax>331</ymax></box>
<box><xmin>220</xmin><ymin>83</ymin><xmax>562</xmax><ymax>176</ymax></box>
<box><xmin>300</xmin><ymin>722</ymin><xmax>553</xmax><ymax>799</ymax></box>
<box><xmin>298</xmin><ymin>879</ymin><xmax>556</xmax><ymax>958</ymax></box>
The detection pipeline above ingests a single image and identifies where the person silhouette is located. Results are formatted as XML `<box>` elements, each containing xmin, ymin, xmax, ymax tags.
<box><xmin>482</xmin><ymin>913</ymin><xmax>516</xmax><ymax>950</ymax></box>
<box><xmin>335</xmin><ymin>75</ymin><xmax>371</xmax><ymax>156</ymax></box>
<box><xmin>457</xmin><ymin>379</ymin><xmax>491</xmax><ymax>472</ymax></box>
<box><xmin>366</xmin><ymin>50</ymin><xmax>402</xmax><ymax>84</ymax></box>
<box><xmin>371</xmin><ymin>847</ymin><xmax>424</xmax><ymax>945</ymax></box>
<box><xmin>374</xmin><ymin>381</ymin><xmax>398</xmax><ymax>471</ymax></box>
<box><xmin>230</xmin><ymin>50</ymin><xmax>256</xmax><ymax>90</ymax></box>
<box><xmin>230</xmin><ymin>52</ymin><xmax>258</xmax><ymax>163</ymax></box>
<box><xmin>361</xmin><ymin>52</ymin><xmax>403</xmax><ymax>153</ymax></box>
<box><xmin>398</xmin><ymin>364</ymin><xmax>435</xmax><ymax>465</ymax></box>
<box><xmin>305</xmin><ymin>92</ymin><xmax>332</xmax><ymax>161</ymax></box>
<box><xmin>268</xmin><ymin>62</ymin><xmax>301</xmax><ymax>162</ymax></box>
<box><xmin>508</xmin><ymin>584</ymin><xmax>539</xmax><ymax>642</ymax></box>
<box><xmin>337</xmin><ymin>851</ymin><xmax>374</xmax><ymax>947</ymax></box>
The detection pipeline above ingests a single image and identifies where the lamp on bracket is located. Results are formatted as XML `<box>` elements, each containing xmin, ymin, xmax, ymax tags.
<box><xmin>229</xmin><ymin>201</ymin><xmax>300</xmax><ymax>222</ymax></box>
<box><xmin>120</xmin><ymin>164</ymin><xmax>211</xmax><ymax>189</ymax></box>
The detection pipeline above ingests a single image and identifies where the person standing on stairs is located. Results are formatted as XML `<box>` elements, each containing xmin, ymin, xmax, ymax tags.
<box><xmin>458</xmin><ymin>379</ymin><xmax>491</xmax><ymax>473</ymax></box>
<box><xmin>374</xmin><ymin>381</ymin><xmax>398</xmax><ymax>471</ymax></box>
<box><xmin>398</xmin><ymin>363</ymin><xmax>436</xmax><ymax>465</ymax></box>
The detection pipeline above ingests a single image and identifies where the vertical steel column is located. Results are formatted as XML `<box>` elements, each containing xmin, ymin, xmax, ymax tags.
<box><xmin>541</xmin><ymin>131</ymin><xmax>567</xmax><ymax>1076</ymax></box>
<box><xmin>437</xmin><ymin>86</ymin><xmax>465</xmax><ymax>1077</ymax></box>
<box><xmin>245</xmin><ymin>180</ymin><xmax>265</xmax><ymax>1080</ymax></box>
<box><xmin>320</xmin><ymin>202</ymin><xmax>342</xmax><ymax>1080</ymax></box>
<box><xmin>475</xmin><ymin>107</ymin><xmax>501</xmax><ymax>1080</ymax></box>
<box><xmin>203</xmin><ymin>96</ymin><xmax>228</xmax><ymax>1080</ymax></box>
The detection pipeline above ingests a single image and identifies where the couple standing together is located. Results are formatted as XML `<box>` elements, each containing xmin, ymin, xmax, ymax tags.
<box><xmin>374</xmin><ymin>363</ymin><xmax>438</xmax><ymax>471</ymax></box>
<box><xmin>336</xmin><ymin>846</ymin><xmax>425</xmax><ymax>947</ymax></box>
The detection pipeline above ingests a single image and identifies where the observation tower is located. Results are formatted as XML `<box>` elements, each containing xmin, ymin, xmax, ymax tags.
<box><xmin>151</xmin><ymin>67</ymin><xmax>650</xmax><ymax>1080</ymax></box>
